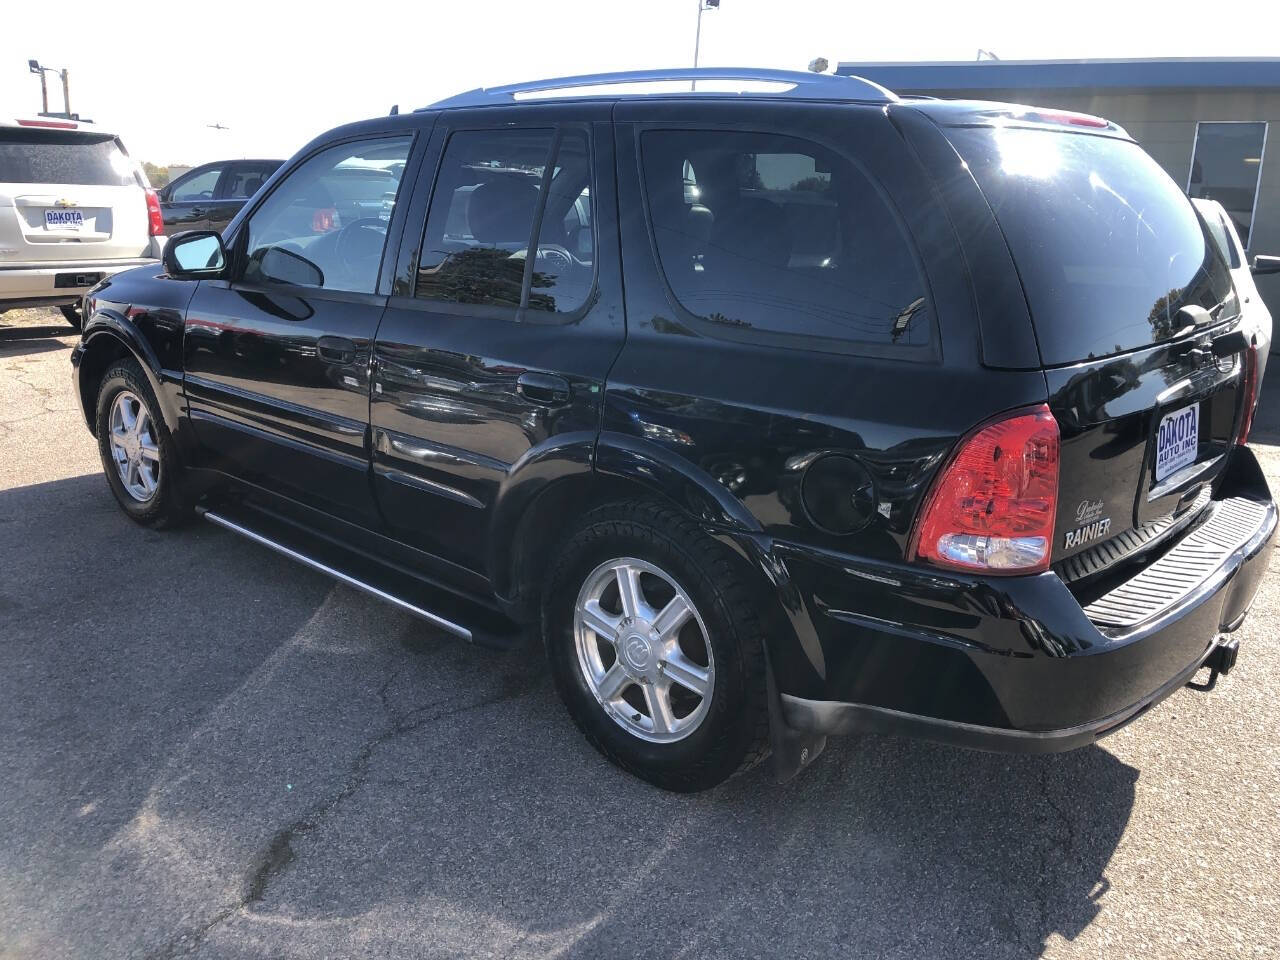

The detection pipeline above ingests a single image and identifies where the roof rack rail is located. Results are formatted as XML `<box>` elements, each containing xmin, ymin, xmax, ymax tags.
<box><xmin>421</xmin><ymin>68</ymin><xmax>897</xmax><ymax>111</ymax></box>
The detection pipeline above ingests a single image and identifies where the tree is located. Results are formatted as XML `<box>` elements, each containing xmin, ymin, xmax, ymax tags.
<box><xmin>142</xmin><ymin>162</ymin><xmax>171</xmax><ymax>187</ymax></box>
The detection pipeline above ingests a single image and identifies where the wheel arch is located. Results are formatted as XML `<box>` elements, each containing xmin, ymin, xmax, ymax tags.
<box><xmin>76</xmin><ymin>311</ymin><xmax>172</xmax><ymax>437</ymax></box>
<box><xmin>495</xmin><ymin>433</ymin><xmax>829</xmax><ymax>783</ymax></box>
<box><xmin>493</xmin><ymin>430</ymin><xmax>765</xmax><ymax>615</ymax></box>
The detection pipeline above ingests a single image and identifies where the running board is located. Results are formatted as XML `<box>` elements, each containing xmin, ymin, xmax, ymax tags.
<box><xmin>202</xmin><ymin>509</ymin><xmax>473</xmax><ymax>640</ymax></box>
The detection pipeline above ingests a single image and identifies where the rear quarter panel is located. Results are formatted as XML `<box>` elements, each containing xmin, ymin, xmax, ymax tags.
<box><xmin>607</xmin><ymin>101</ymin><xmax>1048</xmax><ymax>562</ymax></box>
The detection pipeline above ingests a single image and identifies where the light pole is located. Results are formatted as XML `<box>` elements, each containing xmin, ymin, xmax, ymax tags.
<box><xmin>28</xmin><ymin>60</ymin><xmax>71</xmax><ymax>117</ymax></box>
<box><xmin>691</xmin><ymin>0</ymin><xmax>720</xmax><ymax>90</ymax></box>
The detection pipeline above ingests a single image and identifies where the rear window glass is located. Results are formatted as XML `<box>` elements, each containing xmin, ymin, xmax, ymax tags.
<box><xmin>947</xmin><ymin>127</ymin><xmax>1236</xmax><ymax>365</ymax></box>
<box><xmin>640</xmin><ymin>129</ymin><xmax>931</xmax><ymax>353</ymax></box>
<box><xmin>0</xmin><ymin>130</ymin><xmax>134</xmax><ymax>186</ymax></box>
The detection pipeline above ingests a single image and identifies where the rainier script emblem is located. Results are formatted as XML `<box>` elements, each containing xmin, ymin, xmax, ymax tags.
<box><xmin>1064</xmin><ymin>517</ymin><xmax>1111</xmax><ymax>549</ymax></box>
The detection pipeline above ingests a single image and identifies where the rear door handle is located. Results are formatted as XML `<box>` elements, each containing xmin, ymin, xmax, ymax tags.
<box><xmin>516</xmin><ymin>371</ymin><xmax>571</xmax><ymax>406</ymax></box>
<box><xmin>317</xmin><ymin>336</ymin><xmax>357</xmax><ymax>364</ymax></box>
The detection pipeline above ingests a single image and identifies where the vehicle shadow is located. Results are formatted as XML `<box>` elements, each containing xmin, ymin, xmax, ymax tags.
<box><xmin>0</xmin><ymin>472</ymin><xmax>1137</xmax><ymax>959</ymax></box>
<box><xmin>240</xmin><ymin>648</ymin><xmax>1136</xmax><ymax>959</ymax></box>
<box><xmin>0</xmin><ymin>323</ymin><xmax>73</xmax><ymax>357</ymax></box>
<box><xmin>0</xmin><ymin>472</ymin><xmax>337</xmax><ymax>954</ymax></box>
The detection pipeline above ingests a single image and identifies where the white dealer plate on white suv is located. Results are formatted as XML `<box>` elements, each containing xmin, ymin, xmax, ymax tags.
<box><xmin>1155</xmin><ymin>403</ymin><xmax>1199</xmax><ymax>482</ymax></box>
<box><xmin>45</xmin><ymin>209</ymin><xmax>84</xmax><ymax>228</ymax></box>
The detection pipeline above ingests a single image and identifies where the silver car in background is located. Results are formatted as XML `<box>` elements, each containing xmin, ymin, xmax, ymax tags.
<box><xmin>0</xmin><ymin>116</ymin><xmax>165</xmax><ymax>329</ymax></box>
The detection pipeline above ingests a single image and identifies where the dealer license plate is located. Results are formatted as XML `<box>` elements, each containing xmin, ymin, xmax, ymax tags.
<box><xmin>45</xmin><ymin>209</ymin><xmax>84</xmax><ymax>228</ymax></box>
<box><xmin>1155</xmin><ymin>404</ymin><xmax>1199</xmax><ymax>482</ymax></box>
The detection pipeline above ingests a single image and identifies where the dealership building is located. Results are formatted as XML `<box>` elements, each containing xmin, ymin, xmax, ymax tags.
<box><xmin>838</xmin><ymin>57</ymin><xmax>1280</xmax><ymax>316</ymax></box>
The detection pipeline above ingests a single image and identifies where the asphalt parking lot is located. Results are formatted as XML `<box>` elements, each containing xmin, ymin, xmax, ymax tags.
<box><xmin>1</xmin><ymin>307</ymin><xmax>1278</xmax><ymax>959</ymax></box>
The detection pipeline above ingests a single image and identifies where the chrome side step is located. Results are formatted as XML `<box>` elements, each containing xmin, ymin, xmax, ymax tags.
<box><xmin>201</xmin><ymin>509</ymin><xmax>473</xmax><ymax>642</ymax></box>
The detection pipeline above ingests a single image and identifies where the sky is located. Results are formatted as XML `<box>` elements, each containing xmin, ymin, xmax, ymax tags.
<box><xmin>5</xmin><ymin>0</ymin><xmax>1280</xmax><ymax>166</ymax></box>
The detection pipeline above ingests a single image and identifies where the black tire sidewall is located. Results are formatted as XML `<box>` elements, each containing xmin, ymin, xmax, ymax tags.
<box><xmin>94</xmin><ymin>361</ymin><xmax>185</xmax><ymax>527</ymax></box>
<box><xmin>544</xmin><ymin>507</ymin><xmax>764</xmax><ymax>791</ymax></box>
<box><xmin>60</xmin><ymin>304</ymin><xmax>83</xmax><ymax>330</ymax></box>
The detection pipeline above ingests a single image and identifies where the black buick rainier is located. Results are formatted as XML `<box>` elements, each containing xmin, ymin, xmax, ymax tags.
<box><xmin>71</xmin><ymin>69</ymin><xmax>1276</xmax><ymax>790</ymax></box>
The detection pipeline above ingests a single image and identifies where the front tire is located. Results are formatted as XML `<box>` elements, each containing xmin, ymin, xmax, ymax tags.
<box><xmin>543</xmin><ymin>500</ymin><xmax>770</xmax><ymax>792</ymax></box>
<box><xmin>94</xmin><ymin>359</ymin><xmax>190</xmax><ymax>528</ymax></box>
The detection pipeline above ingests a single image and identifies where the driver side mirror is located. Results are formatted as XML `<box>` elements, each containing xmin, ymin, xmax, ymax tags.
<box><xmin>1252</xmin><ymin>255</ymin><xmax>1280</xmax><ymax>277</ymax></box>
<box><xmin>163</xmin><ymin>230</ymin><xmax>228</xmax><ymax>278</ymax></box>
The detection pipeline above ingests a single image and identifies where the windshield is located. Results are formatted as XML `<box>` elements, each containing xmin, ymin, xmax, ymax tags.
<box><xmin>0</xmin><ymin>129</ymin><xmax>134</xmax><ymax>186</ymax></box>
<box><xmin>947</xmin><ymin>127</ymin><xmax>1236</xmax><ymax>365</ymax></box>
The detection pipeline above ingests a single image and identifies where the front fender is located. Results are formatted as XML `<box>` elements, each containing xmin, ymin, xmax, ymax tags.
<box><xmin>76</xmin><ymin>309</ymin><xmax>181</xmax><ymax>439</ymax></box>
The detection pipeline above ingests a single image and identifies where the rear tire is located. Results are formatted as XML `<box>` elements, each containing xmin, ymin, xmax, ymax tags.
<box><xmin>542</xmin><ymin>500</ymin><xmax>770</xmax><ymax>792</ymax></box>
<box><xmin>60</xmin><ymin>304</ymin><xmax>83</xmax><ymax>330</ymax></box>
<box><xmin>94</xmin><ymin>359</ymin><xmax>190</xmax><ymax>528</ymax></box>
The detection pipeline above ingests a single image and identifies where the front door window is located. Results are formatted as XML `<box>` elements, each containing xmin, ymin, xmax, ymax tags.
<box><xmin>243</xmin><ymin>137</ymin><xmax>412</xmax><ymax>294</ymax></box>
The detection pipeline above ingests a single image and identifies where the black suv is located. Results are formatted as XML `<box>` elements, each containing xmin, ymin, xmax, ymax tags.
<box><xmin>70</xmin><ymin>69</ymin><xmax>1276</xmax><ymax>791</ymax></box>
<box><xmin>157</xmin><ymin>158</ymin><xmax>284</xmax><ymax>235</ymax></box>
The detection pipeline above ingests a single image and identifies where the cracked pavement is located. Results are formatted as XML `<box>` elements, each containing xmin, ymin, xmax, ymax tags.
<box><xmin>1</xmin><ymin>307</ymin><xmax>1279</xmax><ymax>958</ymax></box>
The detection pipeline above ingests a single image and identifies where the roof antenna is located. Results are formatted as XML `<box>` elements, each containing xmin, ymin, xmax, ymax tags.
<box><xmin>389</xmin><ymin>104</ymin><xmax>400</xmax><ymax>116</ymax></box>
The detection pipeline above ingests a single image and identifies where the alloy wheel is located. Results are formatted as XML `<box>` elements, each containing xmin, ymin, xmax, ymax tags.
<box><xmin>108</xmin><ymin>390</ymin><xmax>161</xmax><ymax>502</ymax></box>
<box><xmin>573</xmin><ymin>557</ymin><xmax>715</xmax><ymax>743</ymax></box>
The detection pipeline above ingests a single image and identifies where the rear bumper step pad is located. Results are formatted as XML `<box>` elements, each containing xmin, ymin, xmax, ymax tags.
<box><xmin>1084</xmin><ymin>496</ymin><xmax>1273</xmax><ymax>628</ymax></box>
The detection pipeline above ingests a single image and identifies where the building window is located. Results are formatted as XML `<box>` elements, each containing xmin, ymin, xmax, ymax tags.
<box><xmin>1187</xmin><ymin>121</ymin><xmax>1268</xmax><ymax>248</ymax></box>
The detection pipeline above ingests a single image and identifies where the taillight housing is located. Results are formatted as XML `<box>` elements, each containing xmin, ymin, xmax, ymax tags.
<box><xmin>911</xmin><ymin>404</ymin><xmax>1060</xmax><ymax>574</ymax></box>
<box><xmin>144</xmin><ymin>188</ymin><xmax>164</xmax><ymax>236</ymax></box>
<box><xmin>1238</xmin><ymin>342</ymin><xmax>1260</xmax><ymax>445</ymax></box>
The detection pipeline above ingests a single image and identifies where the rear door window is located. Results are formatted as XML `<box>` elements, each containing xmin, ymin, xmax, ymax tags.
<box><xmin>639</xmin><ymin>129</ymin><xmax>931</xmax><ymax>353</ymax></box>
<box><xmin>416</xmin><ymin>128</ymin><xmax>594</xmax><ymax>315</ymax></box>
<box><xmin>945</xmin><ymin>127</ymin><xmax>1237</xmax><ymax>365</ymax></box>
<box><xmin>0</xmin><ymin>130</ymin><xmax>134</xmax><ymax>186</ymax></box>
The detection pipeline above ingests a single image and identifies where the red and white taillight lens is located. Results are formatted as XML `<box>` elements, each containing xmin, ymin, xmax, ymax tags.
<box><xmin>1238</xmin><ymin>342</ymin><xmax>1260</xmax><ymax>446</ymax></box>
<box><xmin>144</xmin><ymin>188</ymin><xmax>164</xmax><ymax>236</ymax></box>
<box><xmin>911</xmin><ymin>404</ymin><xmax>1060</xmax><ymax>574</ymax></box>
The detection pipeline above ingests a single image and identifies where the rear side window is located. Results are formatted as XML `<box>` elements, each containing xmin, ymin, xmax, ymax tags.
<box><xmin>222</xmin><ymin>163</ymin><xmax>276</xmax><ymax>200</ymax></box>
<box><xmin>416</xmin><ymin>128</ymin><xmax>594</xmax><ymax>315</ymax></box>
<box><xmin>946</xmin><ymin>127</ymin><xmax>1237</xmax><ymax>365</ymax></box>
<box><xmin>0</xmin><ymin>130</ymin><xmax>134</xmax><ymax>186</ymax></box>
<box><xmin>640</xmin><ymin>129</ymin><xmax>930</xmax><ymax>352</ymax></box>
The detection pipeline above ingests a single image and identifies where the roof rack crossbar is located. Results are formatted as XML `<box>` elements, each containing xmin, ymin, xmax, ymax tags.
<box><xmin>421</xmin><ymin>68</ymin><xmax>897</xmax><ymax>111</ymax></box>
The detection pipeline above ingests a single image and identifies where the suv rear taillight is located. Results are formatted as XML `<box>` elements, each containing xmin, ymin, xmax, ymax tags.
<box><xmin>1238</xmin><ymin>342</ymin><xmax>1260</xmax><ymax>445</ymax></box>
<box><xmin>145</xmin><ymin>188</ymin><xmax>164</xmax><ymax>236</ymax></box>
<box><xmin>911</xmin><ymin>404</ymin><xmax>1060</xmax><ymax>574</ymax></box>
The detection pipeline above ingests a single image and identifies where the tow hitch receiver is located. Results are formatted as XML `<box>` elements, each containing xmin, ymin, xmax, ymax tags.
<box><xmin>1188</xmin><ymin>637</ymin><xmax>1240</xmax><ymax>692</ymax></box>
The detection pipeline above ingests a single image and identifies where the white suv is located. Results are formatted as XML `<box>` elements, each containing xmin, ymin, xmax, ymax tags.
<box><xmin>0</xmin><ymin>116</ymin><xmax>165</xmax><ymax>328</ymax></box>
